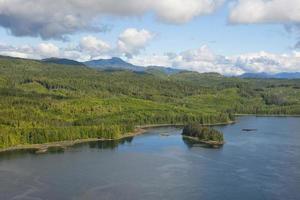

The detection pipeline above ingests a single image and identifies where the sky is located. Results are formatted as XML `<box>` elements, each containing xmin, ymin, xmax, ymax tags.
<box><xmin>0</xmin><ymin>0</ymin><xmax>300</xmax><ymax>75</ymax></box>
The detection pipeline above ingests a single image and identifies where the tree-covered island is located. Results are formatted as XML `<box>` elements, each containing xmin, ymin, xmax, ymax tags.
<box><xmin>182</xmin><ymin>124</ymin><xmax>224</xmax><ymax>147</ymax></box>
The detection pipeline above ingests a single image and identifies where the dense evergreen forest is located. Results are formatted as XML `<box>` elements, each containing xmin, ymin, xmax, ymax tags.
<box><xmin>182</xmin><ymin>124</ymin><xmax>224</xmax><ymax>143</ymax></box>
<box><xmin>1</xmin><ymin>56</ymin><xmax>300</xmax><ymax>148</ymax></box>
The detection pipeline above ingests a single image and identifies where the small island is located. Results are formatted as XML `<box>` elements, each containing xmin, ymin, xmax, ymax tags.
<box><xmin>182</xmin><ymin>124</ymin><xmax>224</xmax><ymax>148</ymax></box>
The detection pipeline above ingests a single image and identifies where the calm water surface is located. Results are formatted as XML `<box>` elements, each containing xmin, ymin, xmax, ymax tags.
<box><xmin>0</xmin><ymin>116</ymin><xmax>300</xmax><ymax>200</ymax></box>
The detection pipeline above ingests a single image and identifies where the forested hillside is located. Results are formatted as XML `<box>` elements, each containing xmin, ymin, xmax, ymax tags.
<box><xmin>1</xmin><ymin>56</ymin><xmax>300</xmax><ymax>148</ymax></box>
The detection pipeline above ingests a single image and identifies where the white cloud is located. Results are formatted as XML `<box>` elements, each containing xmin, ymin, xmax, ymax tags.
<box><xmin>2</xmin><ymin>28</ymin><xmax>153</xmax><ymax>61</ymax></box>
<box><xmin>153</xmin><ymin>0</ymin><xmax>224</xmax><ymax>23</ymax></box>
<box><xmin>0</xmin><ymin>43</ymin><xmax>37</xmax><ymax>59</ymax></box>
<box><xmin>130</xmin><ymin>46</ymin><xmax>300</xmax><ymax>75</ymax></box>
<box><xmin>61</xmin><ymin>50</ymin><xmax>92</xmax><ymax>62</ymax></box>
<box><xmin>129</xmin><ymin>54</ymin><xmax>172</xmax><ymax>67</ymax></box>
<box><xmin>130</xmin><ymin>46</ymin><xmax>242</xmax><ymax>75</ymax></box>
<box><xmin>230</xmin><ymin>51</ymin><xmax>300</xmax><ymax>74</ymax></box>
<box><xmin>36</xmin><ymin>43</ymin><xmax>60</xmax><ymax>58</ymax></box>
<box><xmin>229</xmin><ymin>0</ymin><xmax>300</xmax><ymax>24</ymax></box>
<box><xmin>0</xmin><ymin>51</ymin><xmax>33</xmax><ymax>59</ymax></box>
<box><xmin>0</xmin><ymin>0</ymin><xmax>223</xmax><ymax>39</ymax></box>
<box><xmin>229</xmin><ymin>0</ymin><xmax>300</xmax><ymax>49</ymax></box>
<box><xmin>80</xmin><ymin>36</ymin><xmax>111</xmax><ymax>57</ymax></box>
<box><xmin>117</xmin><ymin>28</ymin><xmax>154</xmax><ymax>57</ymax></box>
<box><xmin>172</xmin><ymin>46</ymin><xmax>244</xmax><ymax>75</ymax></box>
<box><xmin>0</xmin><ymin>42</ymin><xmax>60</xmax><ymax>59</ymax></box>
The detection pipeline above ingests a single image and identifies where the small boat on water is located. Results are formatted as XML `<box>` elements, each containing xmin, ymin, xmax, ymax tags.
<box><xmin>242</xmin><ymin>128</ymin><xmax>257</xmax><ymax>132</ymax></box>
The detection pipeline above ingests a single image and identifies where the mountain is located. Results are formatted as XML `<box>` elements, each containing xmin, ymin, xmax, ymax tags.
<box><xmin>84</xmin><ymin>57</ymin><xmax>145</xmax><ymax>72</ymax></box>
<box><xmin>42</xmin><ymin>57</ymin><xmax>85</xmax><ymax>66</ymax></box>
<box><xmin>273</xmin><ymin>72</ymin><xmax>300</xmax><ymax>79</ymax></box>
<box><xmin>239</xmin><ymin>72</ymin><xmax>300</xmax><ymax>79</ymax></box>
<box><xmin>84</xmin><ymin>57</ymin><xmax>185</xmax><ymax>74</ymax></box>
<box><xmin>40</xmin><ymin>56</ymin><xmax>185</xmax><ymax>75</ymax></box>
<box><xmin>145</xmin><ymin>66</ymin><xmax>183</xmax><ymax>75</ymax></box>
<box><xmin>239</xmin><ymin>72</ymin><xmax>272</xmax><ymax>79</ymax></box>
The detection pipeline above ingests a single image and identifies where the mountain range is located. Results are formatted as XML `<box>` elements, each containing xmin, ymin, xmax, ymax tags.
<box><xmin>239</xmin><ymin>72</ymin><xmax>300</xmax><ymax>79</ymax></box>
<box><xmin>42</xmin><ymin>57</ymin><xmax>184</xmax><ymax>75</ymax></box>
<box><xmin>2</xmin><ymin>55</ymin><xmax>299</xmax><ymax>78</ymax></box>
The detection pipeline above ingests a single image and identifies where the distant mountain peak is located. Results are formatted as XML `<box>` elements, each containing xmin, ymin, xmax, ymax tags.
<box><xmin>84</xmin><ymin>57</ymin><xmax>144</xmax><ymax>71</ymax></box>
<box><xmin>111</xmin><ymin>57</ymin><xmax>125</xmax><ymax>61</ymax></box>
<box><xmin>84</xmin><ymin>57</ymin><xmax>189</xmax><ymax>75</ymax></box>
<box><xmin>1</xmin><ymin>54</ymin><xmax>186</xmax><ymax>75</ymax></box>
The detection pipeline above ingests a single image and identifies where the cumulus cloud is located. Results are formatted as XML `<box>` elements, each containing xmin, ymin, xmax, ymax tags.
<box><xmin>0</xmin><ymin>42</ymin><xmax>61</xmax><ymax>59</ymax></box>
<box><xmin>117</xmin><ymin>28</ymin><xmax>154</xmax><ymax>58</ymax></box>
<box><xmin>173</xmin><ymin>46</ymin><xmax>242</xmax><ymax>75</ymax></box>
<box><xmin>129</xmin><ymin>46</ymin><xmax>243</xmax><ymax>75</ymax></box>
<box><xmin>0</xmin><ymin>50</ymin><xmax>34</xmax><ymax>59</ymax></box>
<box><xmin>0</xmin><ymin>27</ymin><xmax>155</xmax><ymax>61</ymax></box>
<box><xmin>0</xmin><ymin>42</ymin><xmax>97</xmax><ymax>61</ymax></box>
<box><xmin>229</xmin><ymin>0</ymin><xmax>300</xmax><ymax>24</ymax></box>
<box><xmin>229</xmin><ymin>0</ymin><xmax>300</xmax><ymax>49</ymax></box>
<box><xmin>0</xmin><ymin>0</ymin><xmax>223</xmax><ymax>39</ymax></box>
<box><xmin>230</xmin><ymin>51</ymin><xmax>300</xmax><ymax>74</ymax></box>
<box><xmin>79</xmin><ymin>35</ymin><xmax>111</xmax><ymax>57</ymax></box>
<box><xmin>61</xmin><ymin>50</ymin><xmax>92</xmax><ymax>61</ymax></box>
<box><xmin>130</xmin><ymin>46</ymin><xmax>300</xmax><ymax>75</ymax></box>
<box><xmin>152</xmin><ymin>0</ymin><xmax>224</xmax><ymax>23</ymax></box>
<box><xmin>2</xmin><ymin>40</ymin><xmax>300</xmax><ymax>75</ymax></box>
<box><xmin>128</xmin><ymin>54</ymin><xmax>172</xmax><ymax>67</ymax></box>
<box><xmin>36</xmin><ymin>43</ymin><xmax>60</xmax><ymax>58</ymax></box>
<box><xmin>0</xmin><ymin>43</ymin><xmax>37</xmax><ymax>59</ymax></box>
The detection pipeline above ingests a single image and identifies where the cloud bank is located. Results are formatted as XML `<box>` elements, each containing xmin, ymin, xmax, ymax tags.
<box><xmin>117</xmin><ymin>28</ymin><xmax>154</xmax><ymax>58</ymax></box>
<box><xmin>229</xmin><ymin>0</ymin><xmax>300</xmax><ymax>24</ymax></box>
<box><xmin>0</xmin><ymin>28</ymin><xmax>155</xmax><ymax>60</ymax></box>
<box><xmin>1</xmin><ymin>41</ymin><xmax>299</xmax><ymax>75</ymax></box>
<box><xmin>129</xmin><ymin>46</ymin><xmax>300</xmax><ymax>75</ymax></box>
<box><xmin>79</xmin><ymin>36</ymin><xmax>111</xmax><ymax>56</ymax></box>
<box><xmin>0</xmin><ymin>0</ymin><xmax>223</xmax><ymax>39</ymax></box>
<box><xmin>229</xmin><ymin>0</ymin><xmax>300</xmax><ymax>48</ymax></box>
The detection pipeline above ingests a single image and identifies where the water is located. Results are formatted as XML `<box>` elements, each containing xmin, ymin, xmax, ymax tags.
<box><xmin>0</xmin><ymin>116</ymin><xmax>300</xmax><ymax>200</ymax></box>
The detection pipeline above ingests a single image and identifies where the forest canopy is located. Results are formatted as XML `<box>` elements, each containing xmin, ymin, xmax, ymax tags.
<box><xmin>182</xmin><ymin>124</ymin><xmax>224</xmax><ymax>143</ymax></box>
<box><xmin>0</xmin><ymin>56</ymin><xmax>300</xmax><ymax>148</ymax></box>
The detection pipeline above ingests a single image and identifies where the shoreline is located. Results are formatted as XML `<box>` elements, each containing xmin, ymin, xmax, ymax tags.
<box><xmin>235</xmin><ymin>114</ymin><xmax>300</xmax><ymax>117</ymax></box>
<box><xmin>182</xmin><ymin>135</ymin><xmax>225</xmax><ymax>146</ymax></box>
<box><xmin>0</xmin><ymin>128</ymin><xmax>147</xmax><ymax>154</ymax></box>
<box><xmin>137</xmin><ymin>121</ymin><xmax>235</xmax><ymax>129</ymax></box>
<box><xmin>0</xmin><ymin>121</ymin><xmax>235</xmax><ymax>154</ymax></box>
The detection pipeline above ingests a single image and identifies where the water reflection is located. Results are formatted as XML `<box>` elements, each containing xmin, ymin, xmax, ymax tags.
<box><xmin>72</xmin><ymin>136</ymin><xmax>135</xmax><ymax>150</ymax></box>
<box><xmin>182</xmin><ymin>136</ymin><xmax>221</xmax><ymax>149</ymax></box>
<box><xmin>0</xmin><ymin>149</ymin><xmax>37</xmax><ymax>161</ymax></box>
<box><xmin>89</xmin><ymin>136</ymin><xmax>134</xmax><ymax>150</ymax></box>
<box><xmin>0</xmin><ymin>137</ymin><xmax>135</xmax><ymax>160</ymax></box>
<box><xmin>47</xmin><ymin>146</ymin><xmax>65</xmax><ymax>154</ymax></box>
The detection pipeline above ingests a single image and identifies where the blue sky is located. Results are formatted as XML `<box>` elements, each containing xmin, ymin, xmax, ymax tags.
<box><xmin>0</xmin><ymin>0</ymin><xmax>299</xmax><ymax>75</ymax></box>
<box><xmin>99</xmin><ymin>5</ymin><xmax>294</xmax><ymax>56</ymax></box>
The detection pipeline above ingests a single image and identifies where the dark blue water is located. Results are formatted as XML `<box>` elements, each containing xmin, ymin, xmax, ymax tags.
<box><xmin>0</xmin><ymin>116</ymin><xmax>300</xmax><ymax>200</ymax></box>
